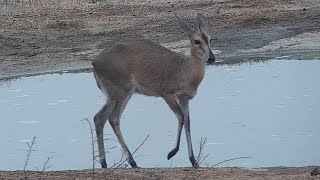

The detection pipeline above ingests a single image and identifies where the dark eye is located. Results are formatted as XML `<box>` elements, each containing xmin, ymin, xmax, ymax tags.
<box><xmin>194</xmin><ymin>40</ymin><xmax>200</xmax><ymax>45</ymax></box>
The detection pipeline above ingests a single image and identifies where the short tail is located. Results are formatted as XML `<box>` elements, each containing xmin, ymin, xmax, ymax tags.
<box><xmin>92</xmin><ymin>62</ymin><xmax>101</xmax><ymax>90</ymax></box>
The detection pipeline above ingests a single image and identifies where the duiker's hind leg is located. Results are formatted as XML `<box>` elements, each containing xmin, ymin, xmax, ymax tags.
<box><xmin>94</xmin><ymin>97</ymin><xmax>115</xmax><ymax>168</ymax></box>
<box><xmin>108</xmin><ymin>88</ymin><xmax>139</xmax><ymax>168</ymax></box>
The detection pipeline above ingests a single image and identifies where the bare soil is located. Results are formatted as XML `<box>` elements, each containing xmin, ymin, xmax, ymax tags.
<box><xmin>0</xmin><ymin>0</ymin><xmax>320</xmax><ymax>179</ymax></box>
<box><xmin>1</xmin><ymin>0</ymin><xmax>320</xmax><ymax>80</ymax></box>
<box><xmin>1</xmin><ymin>166</ymin><xmax>320</xmax><ymax>180</ymax></box>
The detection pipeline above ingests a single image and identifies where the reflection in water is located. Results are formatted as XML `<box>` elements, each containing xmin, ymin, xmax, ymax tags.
<box><xmin>0</xmin><ymin>60</ymin><xmax>319</xmax><ymax>170</ymax></box>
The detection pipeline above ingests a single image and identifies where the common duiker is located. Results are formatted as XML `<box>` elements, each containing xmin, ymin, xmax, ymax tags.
<box><xmin>92</xmin><ymin>13</ymin><xmax>215</xmax><ymax>168</ymax></box>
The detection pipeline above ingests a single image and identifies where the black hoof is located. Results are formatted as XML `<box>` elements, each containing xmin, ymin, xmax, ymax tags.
<box><xmin>129</xmin><ymin>160</ymin><xmax>139</xmax><ymax>168</ymax></box>
<box><xmin>189</xmin><ymin>156</ymin><xmax>199</xmax><ymax>168</ymax></box>
<box><xmin>167</xmin><ymin>148</ymin><xmax>179</xmax><ymax>160</ymax></box>
<box><xmin>132</xmin><ymin>165</ymin><xmax>140</xmax><ymax>168</ymax></box>
<box><xmin>192</xmin><ymin>161</ymin><xmax>199</xmax><ymax>168</ymax></box>
<box><xmin>101</xmin><ymin>159</ymin><xmax>107</xmax><ymax>168</ymax></box>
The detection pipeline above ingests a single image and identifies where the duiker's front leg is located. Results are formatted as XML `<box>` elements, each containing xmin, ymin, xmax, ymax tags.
<box><xmin>178</xmin><ymin>98</ymin><xmax>199</xmax><ymax>168</ymax></box>
<box><xmin>163</xmin><ymin>95</ymin><xmax>184</xmax><ymax>160</ymax></box>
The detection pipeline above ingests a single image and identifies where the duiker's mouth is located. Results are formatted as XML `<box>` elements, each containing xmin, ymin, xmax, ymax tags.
<box><xmin>207</xmin><ymin>55</ymin><xmax>215</xmax><ymax>65</ymax></box>
<box><xmin>206</xmin><ymin>49</ymin><xmax>215</xmax><ymax>65</ymax></box>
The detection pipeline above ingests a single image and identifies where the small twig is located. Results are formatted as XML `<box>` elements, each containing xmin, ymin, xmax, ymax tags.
<box><xmin>110</xmin><ymin>149</ymin><xmax>125</xmax><ymax>168</ymax></box>
<box><xmin>106</xmin><ymin>145</ymin><xmax>118</xmax><ymax>153</ymax></box>
<box><xmin>23</xmin><ymin>136</ymin><xmax>37</xmax><ymax>180</ymax></box>
<box><xmin>199</xmin><ymin>154</ymin><xmax>210</xmax><ymax>165</ymax></box>
<box><xmin>82</xmin><ymin>118</ymin><xmax>96</xmax><ymax>180</ymax></box>
<box><xmin>114</xmin><ymin>134</ymin><xmax>149</xmax><ymax>169</ymax></box>
<box><xmin>131</xmin><ymin>135</ymin><xmax>150</xmax><ymax>156</ymax></box>
<box><xmin>184</xmin><ymin>137</ymin><xmax>251</xmax><ymax>180</ymax></box>
<box><xmin>105</xmin><ymin>135</ymin><xmax>150</xmax><ymax>175</ymax></box>
<box><xmin>196</xmin><ymin>137</ymin><xmax>208</xmax><ymax>166</ymax></box>
<box><xmin>185</xmin><ymin>156</ymin><xmax>252</xmax><ymax>180</ymax></box>
<box><xmin>38</xmin><ymin>154</ymin><xmax>55</xmax><ymax>180</ymax></box>
<box><xmin>169</xmin><ymin>159</ymin><xmax>174</xmax><ymax>168</ymax></box>
<box><xmin>41</xmin><ymin>155</ymin><xmax>54</xmax><ymax>172</ymax></box>
<box><xmin>104</xmin><ymin>137</ymin><xmax>119</xmax><ymax>143</ymax></box>
<box><xmin>183</xmin><ymin>137</ymin><xmax>209</xmax><ymax>180</ymax></box>
<box><xmin>211</xmin><ymin>156</ymin><xmax>252</xmax><ymax>168</ymax></box>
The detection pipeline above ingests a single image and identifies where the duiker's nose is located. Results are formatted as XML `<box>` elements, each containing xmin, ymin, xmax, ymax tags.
<box><xmin>207</xmin><ymin>50</ymin><xmax>215</xmax><ymax>65</ymax></box>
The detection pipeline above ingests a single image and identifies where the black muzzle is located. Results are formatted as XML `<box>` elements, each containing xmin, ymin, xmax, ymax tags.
<box><xmin>207</xmin><ymin>50</ymin><xmax>215</xmax><ymax>65</ymax></box>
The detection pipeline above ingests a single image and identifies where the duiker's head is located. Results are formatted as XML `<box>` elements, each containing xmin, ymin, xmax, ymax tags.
<box><xmin>175</xmin><ymin>13</ymin><xmax>215</xmax><ymax>65</ymax></box>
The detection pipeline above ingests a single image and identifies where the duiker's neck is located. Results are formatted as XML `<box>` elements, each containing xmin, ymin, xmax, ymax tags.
<box><xmin>188</xmin><ymin>55</ymin><xmax>206</xmax><ymax>93</ymax></box>
<box><xmin>191</xmin><ymin>55</ymin><xmax>206</xmax><ymax>78</ymax></box>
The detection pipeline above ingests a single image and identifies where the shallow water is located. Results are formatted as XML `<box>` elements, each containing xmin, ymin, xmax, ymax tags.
<box><xmin>0</xmin><ymin>60</ymin><xmax>319</xmax><ymax>170</ymax></box>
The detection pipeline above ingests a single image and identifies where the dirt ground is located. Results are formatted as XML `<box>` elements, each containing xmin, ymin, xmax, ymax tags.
<box><xmin>1</xmin><ymin>0</ymin><xmax>320</xmax><ymax>179</ymax></box>
<box><xmin>1</xmin><ymin>166</ymin><xmax>320</xmax><ymax>180</ymax></box>
<box><xmin>1</xmin><ymin>0</ymin><xmax>320</xmax><ymax>80</ymax></box>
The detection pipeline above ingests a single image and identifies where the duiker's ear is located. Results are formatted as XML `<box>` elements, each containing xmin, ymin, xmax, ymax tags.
<box><xmin>194</xmin><ymin>13</ymin><xmax>207</xmax><ymax>30</ymax></box>
<box><xmin>175</xmin><ymin>14</ymin><xmax>194</xmax><ymax>36</ymax></box>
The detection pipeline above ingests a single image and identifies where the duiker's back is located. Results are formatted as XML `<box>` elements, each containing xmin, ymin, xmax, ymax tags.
<box><xmin>93</xmin><ymin>39</ymin><xmax>191</xmax><ymax>96</ymax></box>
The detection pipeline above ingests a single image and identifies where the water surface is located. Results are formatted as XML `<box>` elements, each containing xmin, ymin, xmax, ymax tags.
<box><xmin>0</xmin><ymin>60</ymin><xmax>319</xmax><ymax>170</ymax></box>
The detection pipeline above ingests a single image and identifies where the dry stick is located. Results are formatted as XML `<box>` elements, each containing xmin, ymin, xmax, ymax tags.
<box><xmin>169</xmin><ymin>159</ymin><xmax>174</xmax><ymax>168</ymax></box>
<box><xmin>182</xmin><ymin>137</ymin><xmax>209</xmax><ymax>180</ymax></box>
<box><xmin>82</xmin><ymin>118</ymin><xmax>96</xmax><ymax>180</ymax></box>
<box><xmin>184</xmin><ymin>156</ymin><xmax>252</xmax><ymax>180</ymax></box>
<box><xmin>211</xmin><ymin>156</ymin><xmax>251</xmax><ymax>168</ymax></box>
<box><xmin>41</xmin><ymin>155</ymin><xmax>54</xmax><ymax>172</ymax></box>
<box><xmin>183</xmin><ymin>137</ymin><xmax>252</xmax><ymax>180</ymax></box>
<box><xmin>83</xmin><ymin>116</ymin><xmax>149</xmax><ymax>177</ymax></box>
<box><xmin>199</xmin><ymin>154</ymin><xmax>210</xmax><ymax>166</ymax></box>
<box><xmin>91</xmin><ymin>139</ymin><xmax>124</xmax><ymax>167</ymax></box>
<box><xmin>113</xmin><ymin>134</ymin><xmax>149</xmax><ymax>169</ymax></box>
<box><xmin>23</xmin><ymin>136</ymin><xmax>36</xmax><ymax>180</ymax></box>
<box><xmin>91</xmin><ymin>137</ymin><xmax>118</xmax><ymax>164</ymax></box>
<box><xmin>39</xmin><ymin>155</ymin><xmax>55</xmax><ymax>180</ymax></box>
<box><xmin>195</xmin><ymin>157</ymin><xmax>252</xmax><ymax>180</ymax></box>
<box><xmin>104</xmin><ymin>134</ymin><xmax>150</xmax><ymax>176</ymax></box>
<box><xmin>111</xmin><ymin>150</ymin><xmax>125</xmax><ymax>168</ymax></box>
<box><xmin>196</xmin><ymin>137</ymin><xmax>209</xmax><ymax>165</ymax></box>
